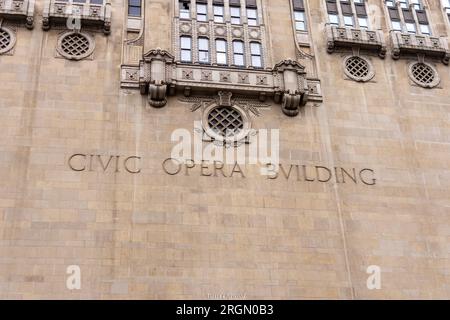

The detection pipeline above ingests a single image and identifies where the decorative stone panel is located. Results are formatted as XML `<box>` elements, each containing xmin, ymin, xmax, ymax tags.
<box><xmin>408</xmin><ymin>61</ymin><xmax>440</xmax><ymax>89</ymax></box>
<box><xmin>0</xmin><ymin>0</ymin><xmax>35</xmax><ymax>29</ymax></box>
<box><xmin>326</xmin><ymin>25</ymin><xmax>386</xmax><ymax>58</ymax></box>
<box><xmin>391</xmin><ymin>32</ymin><xmax>450</xmax><ymax>65</ymax></box>
<box><xmin>343</xmin><ymin>56</ymin><xmax>375</xmax><ymax>82</ymax></box>
<box><xmin>56</xmin><ymin>31</ymin><xmax>95</xmax><ymax>61</ymax></box>
<box><xmin>0</xmin><ymin>25</ymin><xmax>16</xmax><ymax>55</ymax></box>
<box><xmin>42</xmin><ymin>0</ymin><xmax>111</xmax><ymax>35</ymax></box>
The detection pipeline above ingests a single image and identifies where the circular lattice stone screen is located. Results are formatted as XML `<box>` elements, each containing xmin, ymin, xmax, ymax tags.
<box><xmin>0</xmin><ymin>27</ymin><xmax>15</xmax><ymax>54</ymax></box>
<box><xmin>344</xmin><ymin>56</ymin><xmax>373</xmax><ymax>82</ymax></box>
<box><xmin>57</xmin><ymin>32</ymin><xmax>94</xmax><ymax>60</ymax></box>
<box><xmin>411</xmin><ymin>63</ymin><xmax>435</xmax><ymax>86</ymax></box>
<box><xmin>207</xmin><ymin>106</ymin><xmax>244</xmax><ymax>138</ymax></box>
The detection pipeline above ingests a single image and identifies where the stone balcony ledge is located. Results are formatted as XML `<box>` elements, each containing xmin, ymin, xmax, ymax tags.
<box><xmin>326</xmin><ymin>24</ymin><xmax>386</xmax><ymax>58</ymax></box>
<box><xmin>42</xmin><ymin>0</ymin><xmax>111</xmax><ymax>35</ymax></box>
<box><xmin>390</xmin><ymin>31</ymin><xmax>450</xmax><ymax>65</ymax></box>
<box><xmin>0</xmin><ymin>0</ymin><xmax>35</xmax><ymax>29</ymax></box>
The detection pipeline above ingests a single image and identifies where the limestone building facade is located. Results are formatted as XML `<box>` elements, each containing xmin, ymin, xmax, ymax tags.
<box><xmin>0</xmin><ymin>0</ymin><xmax>449</xmax><ymax>299</ymax></box>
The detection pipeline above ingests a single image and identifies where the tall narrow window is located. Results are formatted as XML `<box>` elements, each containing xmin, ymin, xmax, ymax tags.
<box><xmin>294</xmin><ymin>10</ymin><xmax>306</xmax><ymax>31</ymax></box>
<box><xmin>179</xmin><ymin>1</ymin><xmax>190</xmax><ymax>19</ymax></box>
<box><xmin>198</xmin><ymin>38</ymin><xmax>210</xmax><ymax>63</ymax></box>
<box><xmin>180</xmin><ymin>36</ymin><xmax>192</xmax><ymax>62</ymax></box>
<box><xmin>197</xmin><ymin>2</ymin><xmax>208</xmax><ymax>21</ymax></box>
<box><xmin>444</xmin><ymin>0</ymin><xmax>450</xmax><ymax>22</ymax></box>
<box><xmin>233</xmin><ymin>41</ymin><xmax>245</xmax><ymax>66</ymax></box>
<box><xmin>250</xmin><ymin>42</ymin><xmax>262</xmax><ymax>68</ymax></box>
<box><xmin>128</xmin><ymin>0</ymin><xmax>141</xmax><ymax>17</ymax></box>
<box><xmin>247</xmin><ymin>8</ymin><xmax>258</xmax><ymax>26</ymax></box>
<box><xmin>230</xmin><ymin>6</ymin><xmax>241</xmax><ymax>24</ymax></box>
<box><xmin>216</xmin><ymin>39</ymin><xmax>227</xmax><ymax>65</ymax></box>
<box><xmin>214</xmin><ymin>4</ymin><xmax>225</xmax><ymax>22</ymax></box>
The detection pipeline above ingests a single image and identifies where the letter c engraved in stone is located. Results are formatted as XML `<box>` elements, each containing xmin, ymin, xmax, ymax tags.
<box><xmin>124</xmin><ymin>156</ymin><xmax>141</xmax><ymax>174</ymax></box>
<box><xmin>68</xmin><ymin>154</ymin><xmax>86</xmax><ymax>172</ymax></box>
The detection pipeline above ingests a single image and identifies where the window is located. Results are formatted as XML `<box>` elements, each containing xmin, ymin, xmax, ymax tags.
<box><xmin>198</xmin><ymin>38</ymin><xmax>210</xmax><ymax>63</ymax></box>
<box><xmin>385</xmin><ymin>0</ymin><xmax>432</xmax><ymax>35</ymax></box>
<box><xmin>294</xmin><ymin>10</ymin><xmax>306</xmax><ymax>31</ymax></box>
<box><xmin>233</xmin><ymin>41</ymin><xmax>245</xmax><ymax>66</ymax></box>
<box><xmin>329</xmin><ymin>14</ymin><xmax>339</xmax><ymax>25</ymax></box>
<box><xmin>406</xmin><ymin>22</ymin><xmax>416</xmax><ymax>33</ymax></box>
<box><xmin>250</xmin><ymin>42</ymin><xmax>262</xmax><ymax>68</ymax></box>
<box><xmin>128</xmin><ymin>0</ymin><xmax>141</xmax><ymax>16</ymax></box>
<box><xmin>216</xmin><ymin>39</ymin><xmax>227</xmax><ymax>65</ymax></box>
<box><xmin>179</xmin><ymin>1</ymin><xmax>190</xmax><ymax>19</ymax></box>
<box><xmin>443</xmin><ymin>0</ymin><xmax>450</xmax><ymax>23</ymax></box>
<box><xmin>197</xmin><ymin>3</ymin><xmax>207</xmax><ymax>21</ymax></box>
<box><xmin>358</xmin><ymin>17</ymin><xmax>368</xmax><ymax>29</ymax></box>
<box><xmin>230</xmin><ymin>6</ymin><xmax>241</xmax><ymax>24</ymax></box>
<box><xmin>343</xmin><ymin>15</ymin><xmax>354</xmax><ymax>27</ymax></box>
<box><xmin>247</xmin><ymin>8</ymin><xmax>258</xmax><ymax>26</ymax></box>
<box><xmin>180</xmin><ymin>36</ymin><xmax>192</xmax><ymax>62</ymax></box>
<box><xmin>326</xmin><ymin>0</ymin><xmax>370</xmax><ymax>29</ymax></box>
<box><xmin>214</xmin><ymin>5</ymin><xmax>225</xmax><ymax>23</ymax></box>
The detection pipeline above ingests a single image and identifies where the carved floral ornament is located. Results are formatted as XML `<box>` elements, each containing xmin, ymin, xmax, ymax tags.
<box><xmin>138</xmin><ymin>49</ymin><xmax>321</xmax><ymax>117</ymax></box>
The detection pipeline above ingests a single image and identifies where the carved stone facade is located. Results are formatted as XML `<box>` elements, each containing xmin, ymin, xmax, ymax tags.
<box><xmin>1</xmin><ymin>0</ymin><xmax>450</xmax><ymax>300</ymax></box>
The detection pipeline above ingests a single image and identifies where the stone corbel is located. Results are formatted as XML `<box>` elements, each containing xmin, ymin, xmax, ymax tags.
<box><xmin>139</xmin><ymin>48</ymin><xmax>175</xmax><ymax>108</ymax></box>
<box><xmin>273</xmin><ymin>59</ymin><xmax>308</xmax><ymax>117</ymax></box>
<box><xmin>148</xmin><ymin>80</ymin><xmax>168</xmax><ymax>108</ymax></box>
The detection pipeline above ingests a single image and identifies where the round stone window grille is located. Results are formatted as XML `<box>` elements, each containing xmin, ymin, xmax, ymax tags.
<box><xmin>408</xmin><ymin>62</ymin><xmax>440</xmax><ymax>88</ymax></box>
<box><xmin>56</xmin><ymin>31</ymin><xmax>95</xmax><ymax>61</ymax></box>
<box><xmin>343</xmin><ymin>56</ymin><xmax>375</xmax><ymax>82</ymax></box>
<box><xmin>203</xmin><ymin>105</ymin><xmax>251</xmax><ymax>143</ymax></box>
<box><xmin>0</xmin><ymin>27</ymin><xmax>16</xmax><ymax>55</ymax></box>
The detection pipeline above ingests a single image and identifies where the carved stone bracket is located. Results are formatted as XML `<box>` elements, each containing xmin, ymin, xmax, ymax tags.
<box><xmin>390</xmin><ymin>31</ymin><xmax>450</xmax><ymax>65</ymax></box>
<box><xmin>139</xmin><ymin>48</ymin><xmax>175</xmax><ymax>108</ymax></box>
<box><xmin>326</xmin><ymin>24</ymin><xmax>386</xmax><ymax>59</ymax></box>
<box><xmin>273</xmin><ymin>59</ymin><xmax>308</xmax><ymax>117</ymax></box>
<box><xmin>134</xmin><ymin>49</ymin><xmax>322</xmax><ymax>117</ymax></box>
<box><xmin>42</xmin><ymin>0</ymin><xmax>111</xmax><ymax>35</ymax></box>
<box><xmin>0</xmin><ymin>0</ymin><xmax>35</xmax><ymax>29</ymax></box>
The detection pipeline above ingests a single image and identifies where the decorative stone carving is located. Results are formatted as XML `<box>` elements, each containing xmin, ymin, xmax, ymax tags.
<box><xmin>326</xmin><ymin>24</ymin><xmax>386</xmax><ymax>58</ymax></box>
<box><xmin>139</xmin><ymin>48</ymin><xmax>175</xmax><ymax>108</ymax></box>
<box><xmin>181</xmin><ymin>91</ymin><xmax>267</xmax><ymax>147</ymax></box>
<box><xmin>0</xmin><ymin>0</ymin><xmax>35</xmax><ymax>29</ymax></box>
<box><xmin>391</xmin><ymin>32</ymin><xmax>450</xmax><ymax>65</ymax></box>
<box><xmin>180</xmin><ymin>22</ymin><xmax>192</xmax><ymax>34</ymax></box>
<box><xmin>201</xmin><ymin>70</ymin><xmax>212</xmax><ymax>81</ymax></box>
<box><xmin>238</xmin><ymin>73</ymin><xmax>249</xmax><ymax>84</ymax></box>
<box><xmin>182</xmin><ymin>69</ymin><xmax>193</xmax><ymax>80</ymax></box>
<box><xmin>56</xmin><ymin>31</ymin><xmax>95</xmax><ymax>61</ymax></box>
<box><xmin>197</xmin><ymin>24</ymin><xmax>208</xmax><ymax>35</ymax></box>
<box><xmin>408</xmin><ymin>61</ymin><xmax>440</xmax><ymax>89</ymax></box>
<box><xmin>137</xmin><ymin>49</ymin><xmax>322</xmax><ymax>116</ymax></box>
<box><xmin>0</xmin><ymin>25</ymin><xmax>16</xmax><ymax>55</ymax></box>
<box><xmin>220</xmin><ymin>72</ymin><xmax>231</xmax><ymax>82</ymax></box>
<box><xmin>343</xmin><ymin>56</ymin><xmax>375</xmax><ymax>82</ymax></box>
<box><xmin>42</xmin><ymin>0</ymin><xmax>112</xmax><ymax>35</ymax></box>
<box><xmin>273</xmin><ymin>59</ymin><xmax>309</xmax><ymax>117</ymax></box>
